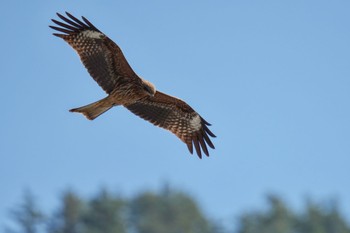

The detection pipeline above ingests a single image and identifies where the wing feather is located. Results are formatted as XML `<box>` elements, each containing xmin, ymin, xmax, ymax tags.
<box><xmin>81</xmin><ymin>16</ymin><xmax>99</xmax><ymax>31</ymax></box>
<box><xmin>49</xmin><ymin>25</ymin><xmax>74</xmax><ymax>34</ymax></box>
<box><xmin>193</xmin><ymin>136</ymin><xmax>202</xmax><ymax>158</ymax></box>
<box><xmin>125</xmin><ymin>91</ymin><xmax>216</xmax><ymax>158</ymax></box>
<box><xmin>50</xmin><ymin>12</ymin><xmax>140</xmax><ymax>94</ymax></box>
<box><xmin>197</xmin><ymin>133</ymin><xmax>208</xmax><ymax>157</ymax></box>
<box><xmin>57</xmin><ymin>12</ymin><xmax>85</xmax><ymax>29</ymax></box>
<box><xmin>65</xmin><ymin>12</ymin><xmax>88</xmax><ymax>28</ymax></box>
<box><xmin>51</xmin><ymin>19</ymin><xmax>78</xmax><ymax>32</ymax></box>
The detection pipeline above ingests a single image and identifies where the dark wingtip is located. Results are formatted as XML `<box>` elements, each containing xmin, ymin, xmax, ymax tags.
<box><xmin>197</xmin><ymin>118</ymin><xmax>216</xmax><ymax>156</ymax></box>
<box><xmin>184</xmin><ymin>116</ymin><xmax>216</xmax><ymax>158</ymax></box>
<box><xmin>52</xmin><ymin>33</ymin><xmax>65</xmax><ymax>38</ymax></box>
<box><xmin>203</xmin><ymin>124</ymin><xmax>216</xmax><ymax>138</ymax></box>
<box><xmin>186</xmin><ymin>142</ymin><xmax>194</xmax><ymax>155</ymax></box>
<box><xmin>65</xmin><ymin>11</ymin><xmax>74</xmax><ymax>18</ymax></box>
<box><xmin>81</xmin><ymin>16</ymin><xmax>99</xmax><ymax>31</ymax></box>
<box><xmin>192</xmin><ymin>137</ymin><xmax>202</xmax><ymax>159</ymax></box>
<box><xmin>65</xmin><ymin>11</ymin><xmax>86</xmax><ymax>27</ymax></box>
<box><xmin>50</xmin><ymin>12</ymin><xmax>101</xmax><ymax>38</ymax></box>
<box><xmin>200</xmin><ymin>117</ymin><xmax>212</xmax><ymax>126</ymax></box>
<box><xmin>197</xmin><ymin>133</ymin><xmax>209</xmax><ymax>157</ymax></box>
<box><xmin>49</xmin><ymin>25</ymin><xmax>73</xmax><ymax>34</ymax></box>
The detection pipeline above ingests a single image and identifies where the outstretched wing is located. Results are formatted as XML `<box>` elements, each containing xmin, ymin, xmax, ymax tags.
<box><xmin>50</xmin><ymin>12</ymin><xmax>140</xmax><ymax>94</ymax></box>
<box><xmin>125</xmin><ymin>91</ymin><xmax>216</xmax><ymax>158</ymax></box>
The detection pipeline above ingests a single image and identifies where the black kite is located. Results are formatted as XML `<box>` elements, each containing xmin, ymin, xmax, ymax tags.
<box><xmin>50</xmin><ymin>12</ymin><xmax>216</xmax><ymax>158</ymax></box>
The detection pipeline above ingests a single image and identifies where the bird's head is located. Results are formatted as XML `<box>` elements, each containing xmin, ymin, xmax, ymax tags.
<box><xmin>141</xmin><ymin>79</ymin><xmax>156</xmax><ymax>97</ymax></box>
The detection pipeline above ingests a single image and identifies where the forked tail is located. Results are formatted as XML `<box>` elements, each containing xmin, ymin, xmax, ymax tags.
<box><xmin>70</xmin><ymin>96</ymin><xmax>114</xmax><ymax>120</ymax></box>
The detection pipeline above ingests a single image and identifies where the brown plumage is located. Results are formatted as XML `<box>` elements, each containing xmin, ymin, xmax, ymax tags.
<box><xmin>50</xmin><ymin>12</ymin><xmax>216</xmax><ymax>158</ymax></box>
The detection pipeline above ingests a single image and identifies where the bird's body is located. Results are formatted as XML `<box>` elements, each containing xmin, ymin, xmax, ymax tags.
<box><xmin>50</xmin><ymin>12</ymin><xmax>215</xmax><ymax>158</ymax></box>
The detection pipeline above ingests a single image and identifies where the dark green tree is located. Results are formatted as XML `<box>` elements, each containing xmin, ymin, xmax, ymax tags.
<box><xmin>324</xmin><ymin>203</ymin><xmax>350</xmax><ymax>233</ymax></box>
<box><xmin>129</xmin><ymin>186</ymin><xmax>214</xmax><ymax>233</ymax></box>
<box><xmin>237</xmin><ymin>194</ymin><xmax>294</xmax><ymax>233</ymax></box>
<box><xmin>47</xmin><ymin>190</ymin><xmax>83</xmax><ymax>233</ymax></box>
<box><xmin>7</xmin><ymin>190</ymin><xmax>44</xmax><ymax>233</ymax></box>
<box><xmin>81</xmin><ymin>188</ymin><xmax>126</xmax><ymax>233</ymax></box>
<box><xmin>237</xmin><ymin>195</ymin><xmax>350</xmax><ymax>233</ymax></box>
<box><xmin>7</xmin><ymin>188</ymin><xmax>350</xmax><ymax>233</ymax></box>
<box><xmin>296</xmin><ymin>200</ymin><xmax>350</xmax><ymax>233</ymax></box>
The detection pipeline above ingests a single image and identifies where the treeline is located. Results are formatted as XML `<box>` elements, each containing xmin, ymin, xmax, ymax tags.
<box><xmin>5</xmin><ymin>187</ymin><xmax>350</xmax><ymax>233</ymax></box>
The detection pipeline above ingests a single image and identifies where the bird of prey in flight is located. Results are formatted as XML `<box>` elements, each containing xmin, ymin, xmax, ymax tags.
<box><xmin>50</xmin><ymin>12</ymin><xmax>215</xmax><ymax>158</ymax></box>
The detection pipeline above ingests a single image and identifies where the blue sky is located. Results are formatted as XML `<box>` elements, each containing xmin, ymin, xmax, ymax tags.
<box><xmin>1</xmin><ymin>0</ymin><xmax>350</xmax><ymax>228</ymax></box>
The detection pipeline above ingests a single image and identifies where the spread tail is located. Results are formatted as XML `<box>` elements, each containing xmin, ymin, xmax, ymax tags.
<box><xmin>70</xmin><ymin>96</ymin><xmax>114</xmax><ymax>120</ymax></box>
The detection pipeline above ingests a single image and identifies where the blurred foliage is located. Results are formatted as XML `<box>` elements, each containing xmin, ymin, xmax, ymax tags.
<box><xmin>129</xmin><ymin>186</ymin><xmax>213</xmax><ymax>233</ymax></box>
<box><xmin>82</xmin><ymin>188</ymin><xmax>126</xmax><ymax>233</ymax></box>
<box><xmin>237</xmin><ymin>194</ymin><xmax>350</xmax><ymax>233</ymax></box>
<box><xmin>5</xmin><ymin>190</ymin><xmax>45</xmax><ymax>233</ymax></box>
<box><xmin>5</xmin><ymin>188</ymin><xmax>350</xmax><ymax>233</ymax></box>
<box><xmin>47</xmin><ymin>190</ymin><xmax>83</xmax><ymax>233</ymax></box>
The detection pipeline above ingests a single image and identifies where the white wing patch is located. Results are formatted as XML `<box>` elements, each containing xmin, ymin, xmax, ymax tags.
<box><xmin>190</xmin><ymin>115</ymin><xmax>201</xmax><ymax>130</ymax></box>
<box><xmin>81</xmin><ymin>30</ymin><xmax>103</xmax><ymax>39</ymax></box>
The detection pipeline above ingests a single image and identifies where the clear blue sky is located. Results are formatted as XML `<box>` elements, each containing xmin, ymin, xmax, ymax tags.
<box><xmin>1</xmin><ymin>0</ymin><xmax>350</xmax><ymax>228</ymax></box>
